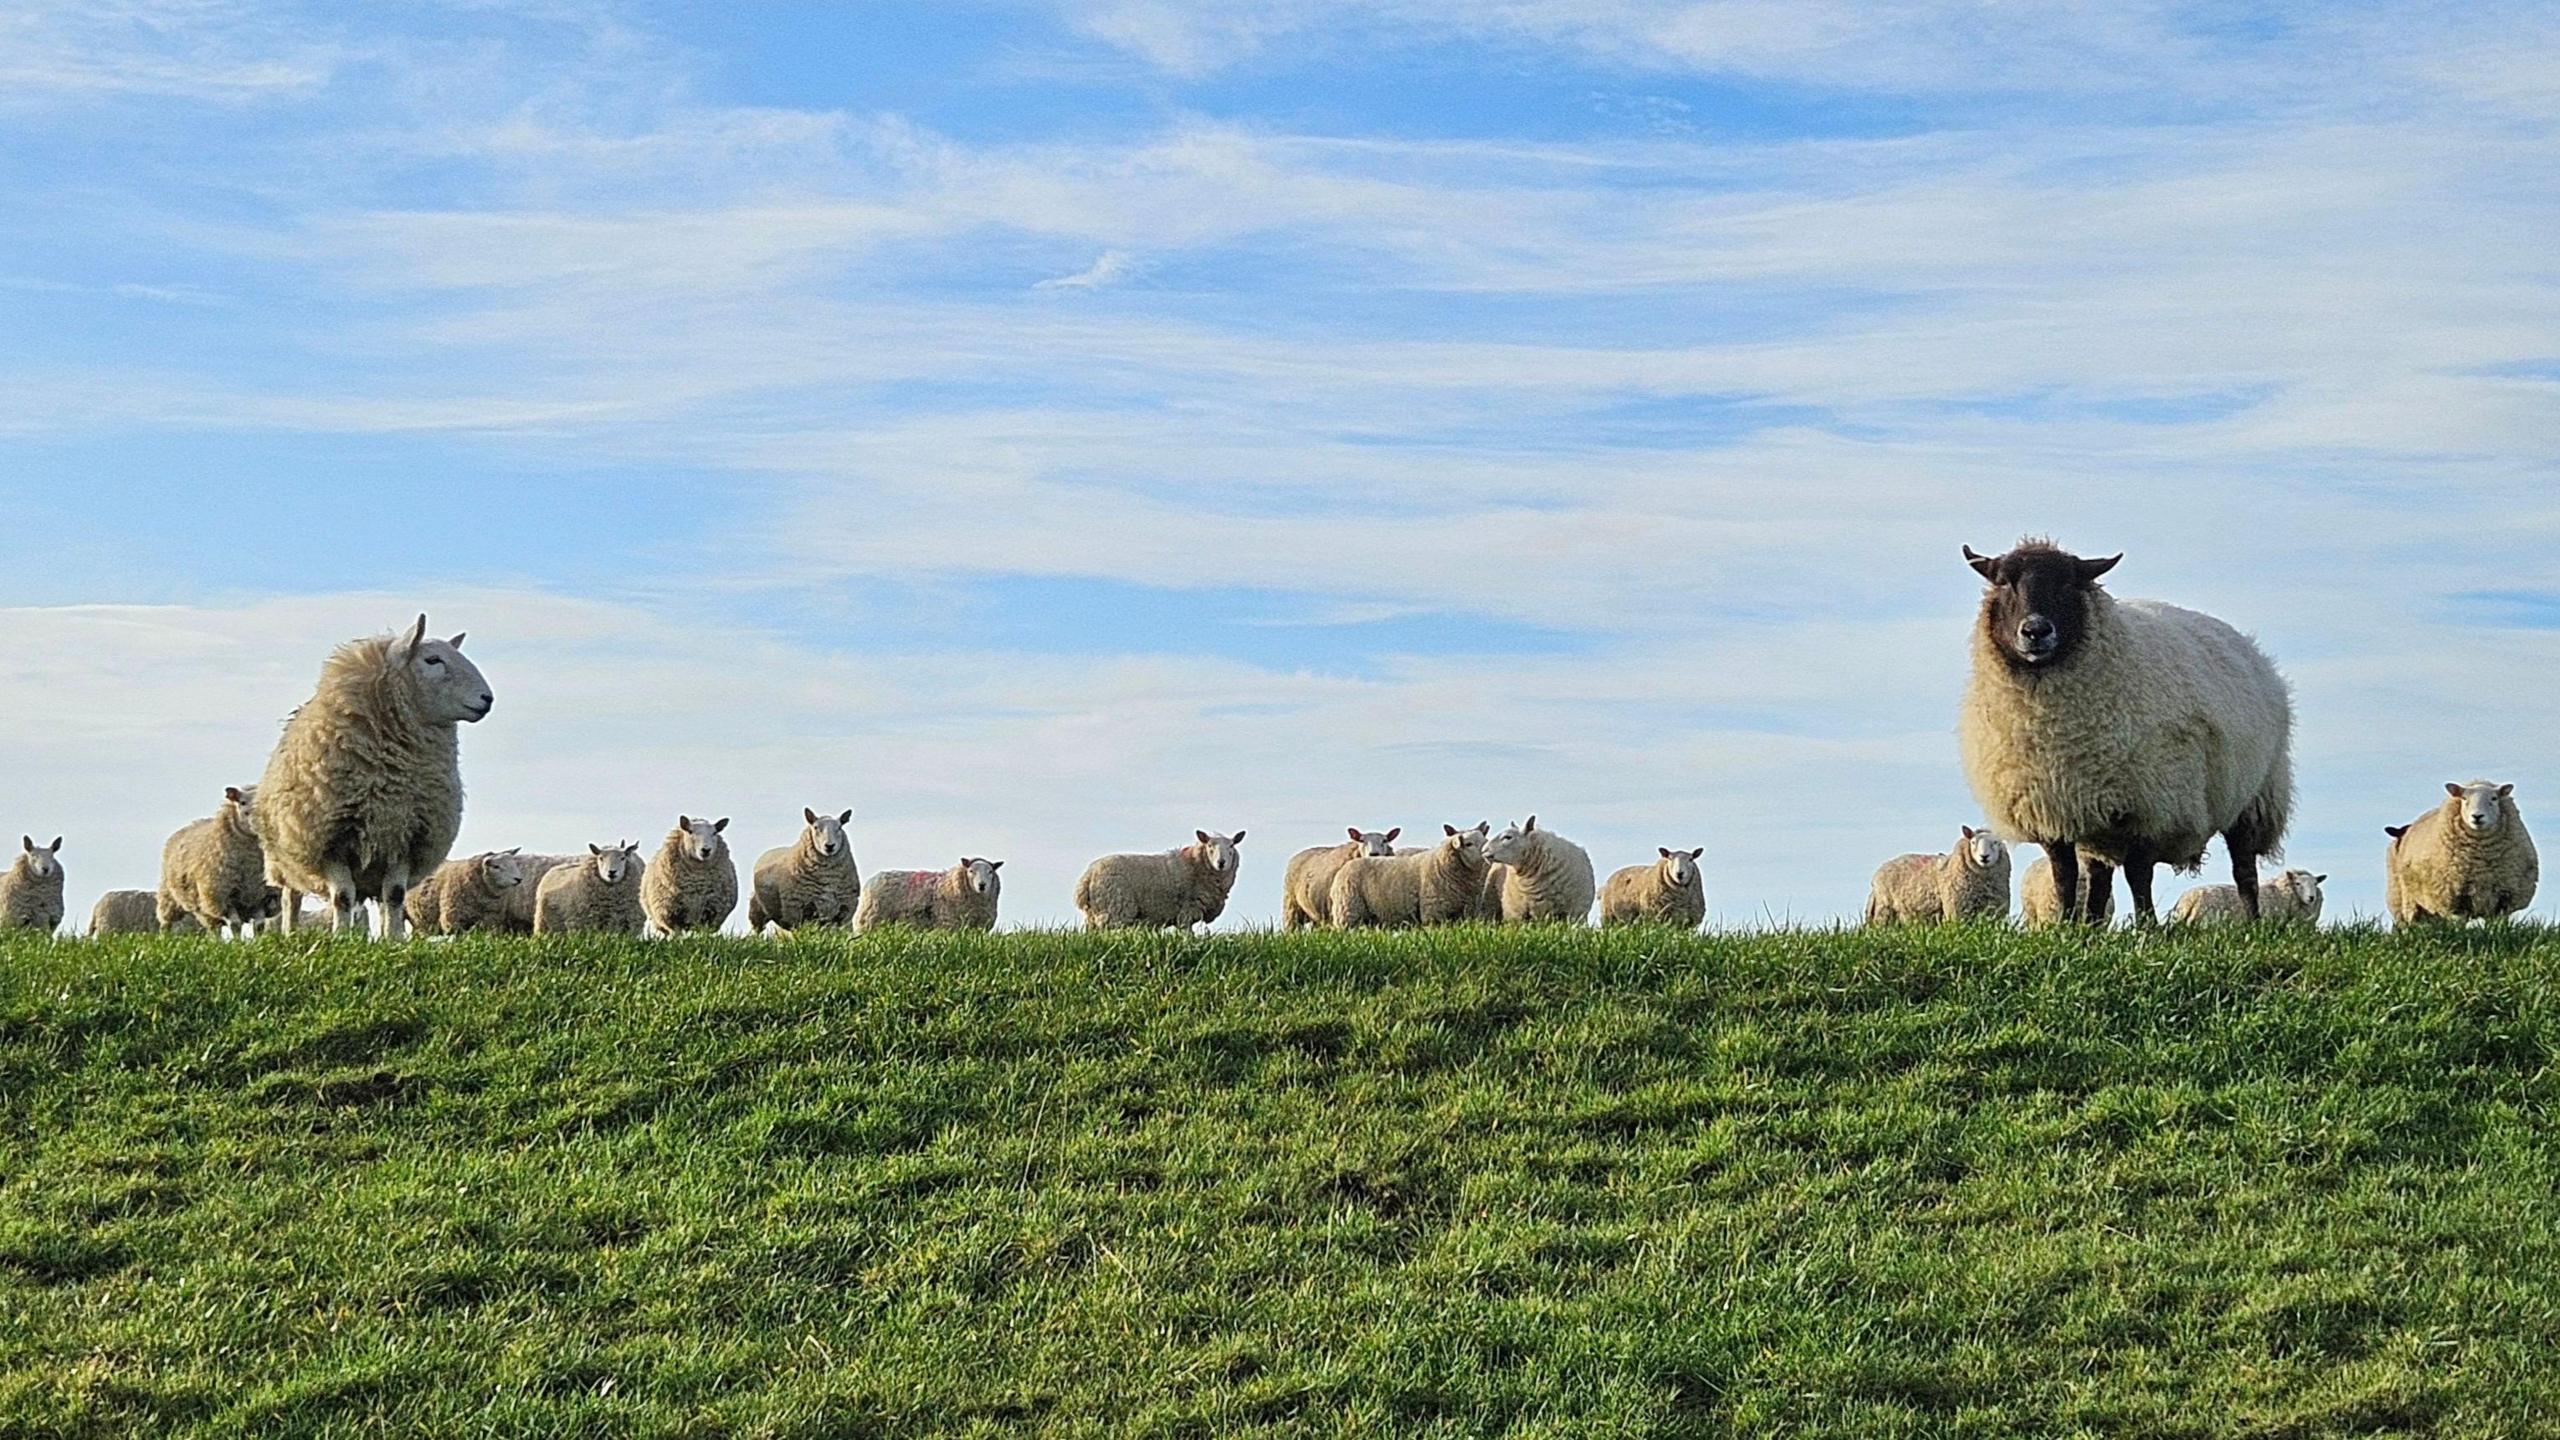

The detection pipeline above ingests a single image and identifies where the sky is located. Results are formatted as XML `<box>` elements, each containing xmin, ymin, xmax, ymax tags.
<box><xmin>4</xmin><ymin>0</ymin><xmax>2557</xmax><ymax>928</ymax></box>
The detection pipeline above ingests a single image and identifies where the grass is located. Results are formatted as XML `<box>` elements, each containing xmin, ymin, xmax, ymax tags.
<box><xmin>4</xmin><ymin>923</ymin><xmax>2560</xmax><ymax>1438</ymax></box>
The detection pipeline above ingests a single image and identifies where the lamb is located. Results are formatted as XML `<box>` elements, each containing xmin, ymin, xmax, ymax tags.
<box><xmin>1330</xmin><ymin>823</ymin><xmax>1492</xmax><ymax>928</ymax></box>
<box><xmin>157</xmin><ymin>786</ymin><xmax>271</xmax><ymax>938</ymax></box>
<box><xmin>1958</xmin><ymin>540</ymin><xmax>2292</xmax><ymax>924</ymax></box>
<box><xmin>1865</xmin><ymin>827</ymin><xmax>2011</xmax><ymax>925</ymax></box>
<box><xmin>748</xmin><ymin>808</ymin><xmax>860</xmax><ymax>934</ymax></box>
<box><xmin>2385</xmin><ymin>781</ymin><xmax>2538</xmax><ymax>925</ymax></box>
<box><xmin>404</xmin><ymin>849</ymin><xmax>531</xmax><ymax>935</ymax></box>
<box><xmin>1281</xmin><ymin>828</ymin><xmax>1399</xmax><ymax>930</ymax></box>
<box><xmin>92</xmin><ymin>889</ymin><xmax>192</xmax><ymax>936</ymax></box>
<box><xmin>1600</xmin><ymin>847</ymin><xmax>1707</xmax><ymax>929</ymax></box>
<box><xmin>2020</xmin><ymin>853</ymin><xmax>2114</xmax><ymax>929</ymax></box>
<box><xmin>256</xmin><ymin>615</ymin><xmax>492</xmax><ymax>938</ymax></box>
<box><xmin>854</xmin><ymin>858</ymin><xmax>1004</xmax><ymax>932</ymax></box>
<box><xmin>532</xmin><ymin>842</ymin><xmax>647</xmax><ymax>936</ymax></box>
<box><xmin>642</xmin><ymin>815</ymin><xmax>739</xmax><ymax>935</ymax></box>
<box><xmin>1074</xmin><ymin>830</ymin><xmax>1246</xmax><ymax>930</ymax></box>
<box><xmin>1</xmin><ymin>837</ymin><xmax>65</xmax><ymax>934</ymax></box>
<box><xmin>1482</xmin><ymin>817</ymin><xmax>1595</xmax><ymax>924</ymax></box>
<box><xmin>2172</xmin><ymin>868</ymin><xmax>2325</xmax><ymax>925</ymax></box>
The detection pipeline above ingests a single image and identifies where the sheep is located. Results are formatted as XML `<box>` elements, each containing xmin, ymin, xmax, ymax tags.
<box><xmin>1601</xmin><ymin>847</ymin><xmax>1707</xmax><ymax>929</ymax></box>
<box><xmin>260</xmin><ymin>896</ymin><xmax>343</xmax><ymax>938</ymax></box>
<box><xmin>91</xmin><ymin>889</ymin><xmax>191</xmax><ymax>937</ymax></box>
<box><xmin>2385</xmin><ymin>781</ymin><xmax>2538</xmax><ymax>925</ymax></box>
<box><xmin>404</xmin><ymin>849</ymin><xmax>531</xmax><ymax>935</ymax></box>
<box><xmin>1482</xmin><ymin>817</ymin><xmax>1595</xmax><ymax>924</ymax></box>
<box><xmin>256</xmin><ymin>615</ymin><xmax>492</xmax><ymax>939</ymax></box>
<box><xmin>854</xmin><ymin>858</ymin><xmax>1004</xmax><ymax>933</ymax></box>
<box><xmin>1281</xmin><ymin>828</ymin><xmax>1400</xmax><ymax>930</ymax></box>
<box><xmin>1865</xmin><ymin>827</ymin><xmax>2011</xmax><ymax>925</ymax></box>
<box><xmin>2172</xmin><ymin>868</ymin><xmax>2326</xmax><ymax>925</ymax></box>
<box><xmin>1329</xmin><ymin>823</ymin><xmax>1492</xmax><ymax>929</ymax></box>
<box><xmin>533</xmin><ymin>842</ymin><xmax>647</xmax><ymax>936</ymax></box>
<box><xmin>1</xmin><ymin>837</ymin><xmax>65</xmax><ymax>935</ymax></box>
<box><xmin>2020</xmin><ymin>852</ymin><xmax>2114</xmax><ymax>929</ymax></box>
<box><xmin>748</xmin><ymin>808</ymin><xmax>860</xmax><ymax>934</ymax></box>
<box><xmin>1958</xmin><ymin>540</ymin><xmax>2292</xmax><ymax>925</ymax></box>
<box><xmin>156</xmin><ymin>785</ymin><xmax>270</xmax><ymax>938</ymax></box>
<box><xmin>1074</xmin><ymin>830</ymin><xmax>1246</xmax><ymax>930</ymax></box>
<box><xmin>642</xmin><ymin>815</ymin><xmax>739</xmax><ymax>935</ymax></box>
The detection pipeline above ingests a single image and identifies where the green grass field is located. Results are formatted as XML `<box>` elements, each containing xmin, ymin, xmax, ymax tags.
<box><xmin>6</xmin><ymin>924</ymin><xmax>2559</xmax><ymax>1438</ymax></box>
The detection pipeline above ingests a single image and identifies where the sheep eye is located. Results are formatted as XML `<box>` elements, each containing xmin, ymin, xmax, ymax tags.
<box><xmin>424</xmin><ymin>656</ymin><xmax>444</xmax><ymax>667</ymax></box>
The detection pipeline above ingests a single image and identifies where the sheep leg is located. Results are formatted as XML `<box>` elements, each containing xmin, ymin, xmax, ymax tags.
<box><xmin>2228</xmin><ymin>844</ymin><xmax>2261</xmax><ymax>920</ymax></box>
<box><xmin>324</xmin><ymin>864</ymin><xmax>361</xmax><ymax>935</ymax></box>
<box><xmin>2118</xmin><ymin>849</ymin><xmax>2158</xmax><ymax>926</ymax></box>
<box><xmin>2047</xmin><ymin>840</ymin><xmax>2081</xmax><ymax>924</ymax></box>
<box><xmin>2083</xmin><ymin>860</ymin><xmax>2115</xmax><ymax>925</ymax></box>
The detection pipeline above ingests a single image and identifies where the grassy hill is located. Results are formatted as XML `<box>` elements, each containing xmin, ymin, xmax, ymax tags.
<box><xmin>5</xmin><ymin>924</ymin><xmax>2559</xmax><ymax>1437</ymax></box>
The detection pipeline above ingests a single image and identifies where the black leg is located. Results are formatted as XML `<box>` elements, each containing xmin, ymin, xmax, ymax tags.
<box><xmin>2083</xmin><ymin>860</ymin><xmax>2115</xmax><ymax>925</ymax></box>
<box><xmin>2048</xmin><ymin>840</ymin><xmax>2079</xmax><ymax>924</ymax></box>
<box><xmin>2229</xmin><ymin>842</ymin><xmax>2260</xmax><ymax>920</ymax></box>
<box><xmin>2121</xmin><ymin>849</ymin><xmax>2157</xmax><ymax>926</ymax></box>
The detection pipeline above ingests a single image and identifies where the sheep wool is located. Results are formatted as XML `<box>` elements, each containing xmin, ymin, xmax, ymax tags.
<box><xmin>1</xmin><ymin>837</ymin><xmax>65</xmax><ymax>934</ymax></box>
<box><xmin>1281</xmin><ymin>828</ymin><xmax>1399</xmax><ymax>930</ymax></box>
<box><xmin>1074</xmin><ymin>831</ymin><xmax>1246</xmax><ymax>930</ymax></box>
<box><xmin>1866</xmin><ymin>828</ymin><xmax>2010</xmax><ymax>925</ymax></box>
<box><xmin>405</xmin><ymin>850</ymin><xmax>532</xmax><ymax>935</ymax></box>
<box><xmin>2173</xmin><ymin>868</ymin><xmax>2325</xmax><ymax>925</ymax></box>
<box><xmin>255</xmin><ymin>616</ymin><xmax>492</xmax><ymax>938</ymax></box>
<box><xmin>854</xmin><ymin>858</ymin><xmax>1003</xmax><ymax>933</ymax></box>
<box><xmin>749</xmin><ymin>809</ymin><xmax>861</xmax><ymax>933</ymax></box>
<box><xmin>92</xmin><ymin>889</ymin><xmax>185</xmax><ymax>937</ymax></box>
<box><xmin>157</xmin><ymin>786</ymin><xmax>270</xmax><ymax>937</ymax></box>
<box><xmin>533</xmin><ymin>843</ymin><xmax>647</xmax><ymax>936</ymax></box>
<box><xmin>2387</xmin><ymin>782</ymin><xmax>2538</xmax><ymax>925</ymax></box>
<box><xmin>1330</xmin><ymin>824</ymin><xmax>1491</xmax><ymax>929</ymax></box>
<box><xmin>642</xmin><ymin>816</ymin><xmax>740</xmax><ymax>935</ymax></box>
<box><xmin>1600</xmin><ymin>847</ymin><xmax>1707</xmax><ymax>929</ymax></box>
<box><xmin>2020</xmin><ymin>853</ymin><xmax>2115</xmax><ymax>929</ymax></box>
<box><xmin>1483</xmin><ymin>818</ymin><xmax>1596</xmax><ymax>924</ymax></box>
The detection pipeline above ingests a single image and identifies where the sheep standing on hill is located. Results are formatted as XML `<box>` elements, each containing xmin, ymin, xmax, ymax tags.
<box><xmin>91</xmin><ymin>889</ymin><xmax>180</xmax><ymax>936</ymax></box>
<box><xmin>257</xmin><ymin>616</ymin><xmax>492</xmax><ymax>938</ymax></box>
<box><xmin>1330</xmin><ymin>823</ymin><xmax>1491</xmax><ymax>928</ymax></box>
<box><xmin>1281</xmin><ymin>828</ymin><xmax>1398</xmax><ymax>930</ymax></box>
<box><xmin>1601</xmin><ymin>847</ymin><xmax>1707</xmax><ymax>929</ymax></box>
<box><xmin>2020</xmin><ymin>853</ymin><xmax>2113</xmax><ymax>929</ymax></box>
<box><xmin>1</xmin><ymin>837</ymin><xmax>65</xmax><ymax>934</ymax></box>
<box><xmin>855</xmin><ymin>858</ymin><xmax>1003</xmax><ymax>932</ymax></box>
<box><xmin>2386</xmin><ymin>781</ymin><xmax>2538</xmax><ymax>925</ymax></box>
<box><xmin>158</xmin><ymin>786</ymin><xmax>270</xmax><ymax>938</ymax></box>
<box><xmin>1866</xmin><ymin>828</ymin><xmax>2010</xmax><ymax>925</ymax></box>
<box><xmin>405</xmin><ymin>850</ymin><xmax>530</xmax><ymax>935</ymax></box>
<box><xmin>643</xmin><ymin>816</ymin><xmax>739</xmax><ymax>935</ymax></box>
<box><xmin>1958</xmin><ymin>541</ymin><xmax>2292</xmax><ymax>924</ymax></box>
<box><xmin>749</xmin><ymin>808</ymin><xmax>860</xmax><ymax>934</ymax></box>
<box><xmin>2173</xmin><ymin>868</ymin><xmax>2325</xmax><ymax>925</ymax></box>
<box><xmin>533</xmin><ymin>843</ymin><xmax>646</xmax><ymax>936</ymax></box>
<box><xmin>1075</xmin><ymin>831</ymin><xmax>1246</xmax><ymax>930</ymax></box>
<box><xmin>1483</xmin><ymin>817</ymin><xmax>1595</xmax><ymax>924</ymax></box>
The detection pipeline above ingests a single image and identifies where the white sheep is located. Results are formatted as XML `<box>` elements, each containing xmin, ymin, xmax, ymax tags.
<box><xmin>404</xmin><ymin>850</ymin><xmax>531</xmax><ymax>935</ymax></box>
<box><xmin>1075</xmin><ymin>830</ymin><xmax>1246</xmax><ymax>930</ymax></box>
<box><xmin>2173</xmin><ymin>868</ymin><xmax>2325</xmax><ymax>925</ymax></box>
<box><xmin>1866</xmin><ymin>827</ymin><xmax>2010</xmax><ymax>925</ymax></box>
<box><xmin>748</xmin><ymin>808</ymin><xmax>860</xmax><ymax>934</ymax></box>
<box><xmin>257</xmin><ymin>616</ymin><xmax>492</xmax><ymax>938</ymax></box>
<box><xmin>533</xmin><ymin>842</ymin><xmax>647</xmax><ymax>936</ymax></box>
<box><xmin>157</xmin><ymin>785</ymin><xmax>270</xmax><ymax>938</ymax></box>
<box><xmin>642</xmin><ymin>815</ymin><xmax>739</xmax><ymax>936</ymax></box>
<box><xmin>1330</xmin><ymin>823</ymin><xmax>1491</xmax><ymax>928</ymax></box>
<box><xmin>1600</xmin><ymin>847</ymin><xmax>1707</xmax><ymax>929</ymax></box>
<box><xmin>2386</xmin><ymin>781</ymin><xmax>2538</xmax><ymax>925</ymax></box>
<box><xmin>1959</xmin><ymin>541</ymin><xmax>2292</xmax><ymax>924</ymax></box>
<box><xmin>854</xmin><ymin>858</ymin><xmax>1003</xmax><ymax>932</ymax></box>
<box><xmin>92</xmin><ymin>889</ymin><xmax>190</xmax><ymax>937</ymax></box>
<box><xmin>1281</xmin><ymin>828</ymin><xmax>1399</xmax><ymax>930</ymax></box>
<box><xmin>1</xmin><ymin>837</ymin><xmax>65</xmax><ymax>935</ymax></box>
<box><xmin>1482</xmin><ymin>817</ymin><xmax>1595</xmax><ymax>924</ymax></box>
<box><xmin>2020</xmin><ymin>852</ymin><xmax>2114</xmax><ymax>929</ymax></box>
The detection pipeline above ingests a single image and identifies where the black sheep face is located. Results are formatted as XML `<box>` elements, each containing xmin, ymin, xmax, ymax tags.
<box><xmin>1965</xmin><ymin>540</ymin><xmax>2121</xmax><ymax>672</ymax></box>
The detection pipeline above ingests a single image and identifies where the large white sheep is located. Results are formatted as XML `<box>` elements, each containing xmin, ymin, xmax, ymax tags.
<box><xmin>1</xmin><ymin>837</ymin><xmax>65</xmax><ymax>934</ymax></box>
<box><xmin>157</xmin><ymin>786</ymin><xmax>270</xmax><ymax>938</ymax></box>
<box><xmin>854</xmin><ymin>858</ymin><xmax>1003</xmax><ymax>932</ymax></box>
<box><xmin>642</xmin><ymin>815</ymin><xmax>739</xmax><ymax>935</ymax></box>
<box><xmin>1600</xmin><ymin>847</ymin><xmax>1707</xmax><ymax>929</ymax></box>
<box><xmin>1281</xmin><ymin>828</ymin><xmax>1399</xmax><ymax>930</ymax></box>
<box><xmin>1866</xmin><ymin>828</ymin><xmax>2010</xmax><ymax>924</ymax></box>
<box><xmin>2020</xmin><ymin>852</ymin><xmax>2114</xmax><ymax>929</ymax></box>
<box><xmin>533</xmin><ymin>842</ymin><xmax>647</xmax><ymax>936</ymax></box>
<box><xmin>1482</xmin><ymin>817</ymin><xmax>1595</xmax><ymax>924</ymax></box>
<box><xmin>2173</xmin><ymin>868</ymin><xmax>2325</xmax><ymax>925</ymax></box>
<box><xmin>2386</xmin><ymin>781</ymin><xmax>2538</xmax><ymax>925</ymax></box>
<box><xmin>1330</xmin><ymin>823</ymin><xmax>1491</xmax><ymax>929</ymax></box>
<box><xmin>404</xmin><ymin>849</ymin><xmax>531</xmax><ymax>935</ymax></box>
<box><xmin>257</xmin><ymin>616</ymin><xmax>492</xmax><ymax>938</ymax></box>
<box><xmin>1958</xmin><ymin>540</ymin><xmax>2292</xmax><ymax>924</ymax></box>
<box><xmin>748</xmin><ymin>808</ymin><xmax>860</xmax><ymax>934</ymax></box>
<box><xmin>1075</xmin><ymin>831</ymin><xmax>1245</xmax><ymax>930</ymax></box>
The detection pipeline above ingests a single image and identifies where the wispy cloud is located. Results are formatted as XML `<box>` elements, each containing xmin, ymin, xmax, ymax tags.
<box><xmin>1035</xmin><ymin>249</ymin><xmax>1136</xmax><ymax>289</ymax></box>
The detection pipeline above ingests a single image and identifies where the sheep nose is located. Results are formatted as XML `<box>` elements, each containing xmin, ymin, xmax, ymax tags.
<box><xmin>2019</xmin><ymin>615</ymin><xmax>2056</xmax><ymax>645</ymax></box>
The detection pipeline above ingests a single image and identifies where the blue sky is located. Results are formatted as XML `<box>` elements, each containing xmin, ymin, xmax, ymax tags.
<box><xmin>5</xmin><ymin>0</ymin><xmax>2558</xmax><ymax>925</ymax></box>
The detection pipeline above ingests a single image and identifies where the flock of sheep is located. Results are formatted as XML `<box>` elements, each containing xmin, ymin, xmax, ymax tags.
<box><xmin>0</xmin><ymin>541</ymin><xmax>2540</xmax><ymax>941</ymax></box>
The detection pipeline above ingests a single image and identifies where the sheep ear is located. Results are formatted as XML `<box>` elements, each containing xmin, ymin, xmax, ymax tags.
<box><xmin>679</xmin><ymin>815</ymin><xmax>692</xmax><ymax>829</ymax></box>
<box><xmin>2075</xmin><ymin>554</ymin><xmax>2121</xmax><ymax>583</ymax></box>
<box><xmin>1444</xmin><ymin>824</ymin><xmax>1457</xmax><ymax>837</ymax></box>
<box><xmin>2385</xmin><ymin>825</ymin><xmax>2407</xmax><ymax>839</ymax></box>
<box><xmin>805</xmin><ymin>807</ymin><xmax>819</xmax><ymax>825</ymax></box>
<box><xmin>1347</xmin><ymin>827</ymin><xmax>1363</xmax><ymax>842</ymax></box>
<box><xmin>19</xmin><ymin>836</ymin><xmax>29</xmax><ymax>853</ymax></box>
<box><xmin>395</xmin><ymin>613</ymin><xmax>428</xmax><ymax>662</ymax></box>
<box><xmin>225</xmin><ymin>786</ymin><xmax>245</xmax><ymax>804</ymax></box>
<box><xmin>1382</xmin><ymin>828</ymin><xmax>1397</xmax><ymax>843</ymax></box>
<box><xmin>48</xmin><ymin>838</ymin><xmax>60</xmax><ymax>853</ymax></box>
<box><xmin>2315</xmin><ymin>874</ymin><xmax>2328</xmax><ymax>884</ymax></box>
<box><xmin>1231</xmin><ymin>830</ymin><xmax>1244</xmax><ymax>845</ymax></box>
<box><xmin>1196</xmin><ymin>830</ymin><xmax>1212</xmax><ymax>846</ymax></box>
<box><xmin>1475</xmin><ymin>822</ymin><xmax>1490</xmax><ymax>835</ymax></box>
<box><xmin>1524</xmin><ymin>816</ymin><xmax>1537</xmax><ymax>832</ymax></box>
<box><xmin>446</xmin><ymin>632</ymin><xmax>466</xmax><ymax>649</ymax></box>
<box><xmin>1964</xmin><ymin>545</ymin><xmax>1997</xmax><ymax>580</ymax></box>
<box><xmin>1659</xmin><ymin>846</ymin><xmax>1671</xmax><ymax>858</ymax></box>
<box><xmin>714</xmin><ymin>817</ymin><xmax>729</xmax><ymax>832</ymax></box>
<box><xmin>2447</xmin><ymin>782</ymin><xmax>2464</xmax><ymax>798</ymax></box>
<box><xmin>588</xmin><ymin>843</ymin><xmax>601</xmax><ymax>855</ymax></box>
<box><xmin>504</xmin><ymin>846</ymin><xmax>521</xmax><ymax>855</ymax></box>
<box><xmin>1691</xmin><ymin>847</ymin><xmax>1705</xmax><ymax>860</ymax></box>
<box><xmin>2498</xmin><ymin>783</ymin><xmax>2515</xmax><ymax>798</ymax></box>
<box><xmin>990</xmin><ymin>859</ymin><xmax>1003</xmax><ymax>870</ymax></box>
<box><xmin>838</xmin><ymin>809</ymin><xmax>853</xmax><ymax>825</ymax></box>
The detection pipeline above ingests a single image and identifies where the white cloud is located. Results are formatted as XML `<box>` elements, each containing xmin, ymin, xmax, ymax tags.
<box><xmin>1035</xmin><ymin>249</ymin><xmax>1136</xmax><ymax>290</ymax></box>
